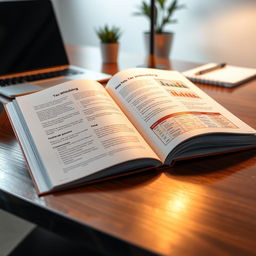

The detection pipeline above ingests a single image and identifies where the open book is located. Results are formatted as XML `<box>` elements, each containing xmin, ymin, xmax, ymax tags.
<box><xmin>5</xmin><ymin>68</ymin><xmax>256</xmax><ymax>195</ymax></box>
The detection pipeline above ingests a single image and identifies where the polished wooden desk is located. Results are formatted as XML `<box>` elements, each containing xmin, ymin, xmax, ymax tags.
<box><xmin>0</xmin><ymin>45</ymin><xmax>256</xmax><ymax>256</ymax></box>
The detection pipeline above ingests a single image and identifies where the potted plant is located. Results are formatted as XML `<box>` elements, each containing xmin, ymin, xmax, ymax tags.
<box><xmin>134</xmin><ymin>0</ymin><xmax>185</xmax><ymax>58</ymax></box>
<box><xmin>95</xmin><ymin>25</ymin><xmax>122</xmax><ymax>63</ymax></box>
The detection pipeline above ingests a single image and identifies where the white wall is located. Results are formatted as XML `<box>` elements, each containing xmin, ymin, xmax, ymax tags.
<box><xmin>52</xmin><ymin>0</ymin><xmax>256</xmax><ymax>67</ymax></box>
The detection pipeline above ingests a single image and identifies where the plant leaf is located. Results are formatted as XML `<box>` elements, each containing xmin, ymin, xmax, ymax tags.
<box><xmin>157</xmin><ymin>0</ymin><xmax>166</xmax><ymax>9</ymax></box>
<box><xmin>95</xmin><ymin>25</ymin><xmax>122</xmax><ymax>43</ymax></box>
<box><xmin>167</xmin><ymin>0</ymin><xmax>178</xmax><ymax>16</ymax></box>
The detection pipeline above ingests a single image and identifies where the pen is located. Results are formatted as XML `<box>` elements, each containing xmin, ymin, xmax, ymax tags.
<box><xmin>195</xmin><ymin>63</ymin><xmax>226</xmax><ymax>75</ymax></box>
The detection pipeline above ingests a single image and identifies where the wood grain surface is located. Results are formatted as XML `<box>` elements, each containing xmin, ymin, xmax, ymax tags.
<box><xmin>0</xmin><ymin>45</ymin><xmax>255</xmax><ymax>256</ymax></box>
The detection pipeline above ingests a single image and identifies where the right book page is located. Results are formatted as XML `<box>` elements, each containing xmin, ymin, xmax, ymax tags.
<box><xmin>106</xmin><ymin>68</ymin><xmax>256</xmax><ymax>163</ymax></box>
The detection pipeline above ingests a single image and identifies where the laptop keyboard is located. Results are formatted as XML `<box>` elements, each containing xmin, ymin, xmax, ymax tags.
<box><xmin>0</xmin><ymin>68</ymin><xmax>84</xmax><ymax>87</ymax></box>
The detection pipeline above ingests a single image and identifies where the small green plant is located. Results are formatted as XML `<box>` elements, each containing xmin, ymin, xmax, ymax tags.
<box><xmin>133</xmin><ymin>0</ymin><xmax>185</xmax><ymax>33</ymax></box>
<box><xmin>95</xmin><ymin>25</ymin><xmax>122</xmax><ymax>43</ymax></box>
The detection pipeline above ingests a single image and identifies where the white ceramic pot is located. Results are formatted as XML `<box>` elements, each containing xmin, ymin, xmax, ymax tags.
<box><xmin>101</xmin><ymin>43</ymin><xmax>119</xmax><ymax>63</ymax></box>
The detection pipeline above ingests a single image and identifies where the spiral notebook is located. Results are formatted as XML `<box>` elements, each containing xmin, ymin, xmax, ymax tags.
<box><xmin>183</xmin><ymin>63</ymin><xmax>256</xmax><ymax>88</ymax></box>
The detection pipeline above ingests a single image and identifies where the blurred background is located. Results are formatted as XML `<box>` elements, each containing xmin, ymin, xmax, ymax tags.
<box><xmin>52</xmin><ymin>0</ymin><xmax>256</xmax><ymax>67</ymax></box>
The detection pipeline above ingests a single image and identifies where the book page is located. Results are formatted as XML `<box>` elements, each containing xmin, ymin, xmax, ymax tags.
<box><xmin>15</xmin><ymin>79</ymin><xmax>160</xmax><ymax>187</ymax></box>
<box><xmin>106</xmin><ymin>68</ymin><xmax>255</xmax><ymax>162</ymax></box>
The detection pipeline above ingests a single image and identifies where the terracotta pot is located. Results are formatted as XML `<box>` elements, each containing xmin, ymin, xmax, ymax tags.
<box><xmin>144</xmin><ymin>32</ymin><xmax>174</xmax><ymax>58</ymax></box>
<box><xmin>100</xmin><ymin>43</ymin><xmax>119</xmax><ymax>63</ymax></box>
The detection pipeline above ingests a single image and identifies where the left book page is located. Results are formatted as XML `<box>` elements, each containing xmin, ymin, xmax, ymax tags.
<box><xmin>6</xmin><ymin>79</ymin><xmax>160</xmax><ymax>194</ymax></box>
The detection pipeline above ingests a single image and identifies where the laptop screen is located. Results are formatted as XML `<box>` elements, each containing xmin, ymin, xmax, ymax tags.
<box><xmin>0</xmin><ymin>0</ymin><xmax>69</xmax><ymax>76</ymax></box>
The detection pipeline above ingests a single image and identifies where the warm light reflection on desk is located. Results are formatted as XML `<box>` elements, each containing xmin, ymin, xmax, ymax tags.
<box><xmin>166</xmin><ymin>189</ymin><xmax>190</xmax><ymax>218</ymax></box>
<box><xmin>160</xmin><ymin>183</ymin><xmax>204</xmax><ymax>252</ymax></box>
<box><xmin>122</xmin><ymin>174</ymin><xmax>205</xmax><ymax>253</ymax></box>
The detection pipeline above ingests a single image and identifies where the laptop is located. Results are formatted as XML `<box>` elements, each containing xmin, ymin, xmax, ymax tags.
<box><xmin>0</xmin><ymin>0</ymin><xmax>111</xmax><ymax>98</ymax></box>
